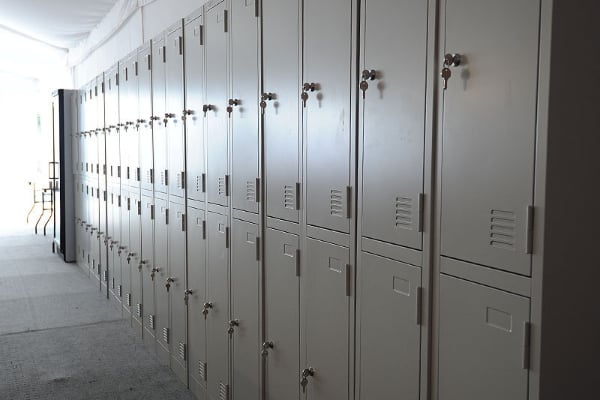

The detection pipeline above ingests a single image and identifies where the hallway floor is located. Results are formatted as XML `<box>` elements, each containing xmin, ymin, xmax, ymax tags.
<box><xmin>0</xmin><ymin>233</ymin><xmax>195</xmax><ymax>400</ymax></box>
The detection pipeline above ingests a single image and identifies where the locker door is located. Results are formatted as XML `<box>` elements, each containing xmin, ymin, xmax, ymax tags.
<box><xmin>184</xmin><ymin>16</ymin><xmax>206</xmax><ymax>203</ymax></box>
<box><xmin>99</xmin><ymin>186</ymin><xmax>108</xmax><ymax>289</ymax></box>
<box><xmin>357</xmin><ymin>252</ymin><xmax>421</xmax><ymax>400</ymax></box>
<box><xmin>205</xmin><ymin>2</ymin><xmax>229</xmax><ymax>207</ymax></box>
<box><xmin>121</xmin><ymin>191</ymin><xmax>132</xmax><ymax>315</ymax></box>
<box><xmin>139</xmin><ymin>45</ymin><xmax>154</xmax><ymax>193</ymax></box>
<box><xmin>230</xmin><ymin>219</ymin><xmax>260</xmax><ymax>400</ymax></box>
<box><xmin>130</xmin><ymin>193</ymin><xmax>143</xmax><ymax>334</ymax></box>
<box><xmin>264</xmin><ymin>228</ymin><xmax>300</xmax><ymax>400</ymax></box>
<box><xmin>128</xmin><ymin>59</ymin><xmax>141</xmax><ymax>191</ymax></box>
<box><xmin>438</xmin><ymin>275</ymin><xmax>530</xmax><ymax>400</ymax></box>
<box><xmin>303</xmin><ymin>0</ymin><xmax>353</xmax><ymax>233</ymax></box>
<box><xmin>166</xmin><ymin>25</ymin><xmax>186</xmax><ymax>199</ymax></box>
<box><xmin>107</xmin><ymin>190</ymin><xmax>118</xmax><ymax>299</ymax></box>
<box><xmin>360</xmin><ymin>0</ymin><xmax>427</xmax><ymax>249</ymax></box>
<box><xmin>119</xmin><ymin>61</ymin><xmax>131</xmax><ymax>188</ymax></box>
<box><xmin>141</xmin><ymin>194</ymin><xmax>156</xmax><ymax>346</ymax></box>
<box><xmin>263</xmin><ymin>0</ymin><xmax>300</xmax><ymax>223</ymax></box>
<box><xmin>206</xmin><ymin>210</ymin><xmax>230</xmax><ymax>400</ymax></box>
<box><xmin>112</xmin><ymin>192</ymin><xmax>123</xmax><ymax>303</ymax></box>
<box><xmin>155</xmin><ymin>197</ymin><xmax>171</xmax><ymax>363</ymax></box>
<box><xmin>169</xmin><ymin>200</ymin><xmax>188</xmax><ymax>383</ymax></box>
<box><xmin>186</xmin><ymin>206</ymin><xmax>207</xmax><ymax>396</ymax></box>
<box><xmin>439</xmin><ymin>0</ymin><xmax>540</xmax><ymax>275</ymax></box>
<box><xmin>304</xmin><ymin>238</ymin><xmax>351</xmax><ymax>400</ymax></box>
<box><xmin>152</xmin><ymin>38</ymin><xmax>169</xmax><ymax>195</ymax></box>
<box><xmin>231</xmin><ymin>0</ymin><xmax>260</xmax><ymax>214</ymax></box>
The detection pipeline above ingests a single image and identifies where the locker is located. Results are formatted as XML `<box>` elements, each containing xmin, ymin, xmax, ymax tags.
<box><xmin>262</xmin><ymin>0</ymin><xmax>300</xmax><ymax>223</ymax></box>
<box><xmin>231</xmin><ymin>0</ymin><xmax>260</xmax><ymax>214</ymax></box>
<box><xmin>108</xmin><ymin>187</ymin><xmax>121</xmax><ymax>301</ymax></box>
<box><xmin>129</xmin><ymin>192</ymin><xmax>143</xmax><ymax>334</ymax></box>
<box><xmin>166</xmin><ymin>23</ymin><xmax>186</xmax><ymax>199</ymax></box>
<box><xmin>303</xmin><ymin>0</ymin><xmax>354</xmax><ymax>233</ymax></box>
<box><xmin>357</xmin><ymin>252</ymin><xmax>421</xmax><ymax>400</ymax></box>
<box><xmin>138</xmin><ymin>45</ymin><xmax>154</xmax><ymax>193</ymax></box>
<box><xmin>304</xmin><ymin>238</ymin><xmax>351</xmax><ymax>400</ymax></box>
<box><xmin>168</xmin><ymin>199</ymin><xmax>188</xmax><ymax>383</ymax></box>
<box><xmin>104</xmin><ymin>67</ymin><xmax>119</xmax><ymax>185</ymax></box>
<box><xmin>141</xmin><ymin>194</ymin><xmax>156</xmax><ymax>347</ymax></box>
<box><xmin>127</xmin><ymin>57</ymin><xmax>141</xmax><ymax>191</ymax></box>
<box><xmin>184</xmin><ymin>14</ymin><xmax>206</xmax><ymax>203</ymax></box>
<box><xmin>186</xmin><ymin>205</ymin><xmax>207</xmax><ymax>397</ymax></box>
<box><xmin>154</xmin><ymin>196</ymin><xmax>171</xmax><ymax>364</ymax></box>
<box><xmin>359</xmin><ymin>0</ymin><xmax>427</xmax><ymax>250</ymax></box>
<box><xmin>439</xmin><ymin>0</ymin><xmax>540</xmax><ymax>275</ymax></box>
<box><xmin>152</xmin><ymin>37</ymin><xmax>169</xmax><ymax>195</ymax></box>
<box><xmin>120</xmin><ymin>190</ymin><xmax>132</xmax><ymax>317</ymax></box>
<box><xmin>230</xmin><ymin>219</ymin><xmax>260</xmax><ymax>400</ymax></box>
<box><xmin>119</xmin><ymin>59</ymin><xmax>133</xmax><ymax>188</ymax></box>
<box><xmin>206</xmin><ymin>210</ymin><xmax>230</xmax><ymax>400</ymax></box>
<box><xmin>99</xmin><ymin>185</ymin><xmax>108</xmax><ymax>292</ymax></box>
<box><xmin>205</xmin><ymin>2</ymin><xmax>229</xmax><ymax>207</ymax></box>
<box><xmin>264</xmin><ymin>228</ymin><xmax>300</xmax><ymax>400</ymax></box>
<box><xmin>438</xmin><ymin>274</ymin><xmax>530</xmax><ymax>400</ymax></box>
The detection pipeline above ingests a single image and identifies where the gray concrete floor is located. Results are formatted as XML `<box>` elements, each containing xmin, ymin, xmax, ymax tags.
<box><xmin>0</xmin><ymin>233</ymin><xmax>195</xmax><ymax>400</ymax></box>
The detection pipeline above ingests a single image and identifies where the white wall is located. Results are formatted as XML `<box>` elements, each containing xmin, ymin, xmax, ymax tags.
<box><xmin>71</xmin><ymin>0</ymin><xmax>205</xmax><ymax>88</ymax></box>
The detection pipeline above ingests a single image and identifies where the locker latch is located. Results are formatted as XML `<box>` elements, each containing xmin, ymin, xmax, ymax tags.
<box><xmin>151</xmin><ymin>267</ymin><xmax>160</xmax><ymax>281</ymax></box>
<box><xmin>227</xmin><ymin>99</ymin><xmax>240</xmax><ymax>117</ymax></box>
<box><xmin>202</xmin><ymin>302</ymin><xmax>213</xmax><ymax>318</ymax></box>
<box><xmin>138</xmin><ymin>259</ymin><xmax>148</xmax><ymax>271</ymax></box>
<box><xmin>164</xmin><ymin>113</ymin><xmax>175</xmax><ymax>126</ymax></box>
<box><xmin>227</xmin><ymin>319</ymin><xmax>239</xmax><ymax>335</ymax></box>
<box><xmin>126</xmin><ymin>252</ymin><xmax>137</xmax><ymax>264</ymax></box>
<box><xmin>182</xmin><ymin>109</ymin><xmax>193</xmax><ymax>121</ymax></box>
<box><xmin>260</xmin><ymin>93</ymin><xmax>274</xmax><ymax>113</ymax></box>
<box><xmin>300</xmin><ymin>367</ymin><xmax>315</xmax><ymax>393</ymax></box>
<box><xmin>360</xmin><ymin>69</ymin><xmax>377</xmax><ymax>99</ymax></box>
<box><xmin>441</xmin><ymin>53</ymin><xmax>462</xmax><ymax>90</ymax></box>
<box><xmin>184</xmin><ymin>289</ymin><xmax>193</xmax><ymax>305</ymax></box>
<box><xmin>261</xmin><ymin>341</ymin><xmax>274</xmax><ymax>356</ymax></box>
<box><xmin>165</xmin><ymin>277</ymin><xmax>175</xmax><ymax>292</ymax></box>
<box><xmin>301</xmin><ymin>83</ymin><xmax>318</xmax><ymax>107</ymax></box>
<box><xmin>202</xmin><ymin>104</ymin><xmax>215</xmax><ymax>117</ymax></box>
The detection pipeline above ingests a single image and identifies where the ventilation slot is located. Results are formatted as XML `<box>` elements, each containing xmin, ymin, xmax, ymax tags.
<box><xmin>395</xmin><ymin>197</ymin><xmax>413</xmax><ymax>229</ymax></box>
<box><xmin>198</xmin><ymin>361</ymin><xmax>207</xmax><ymax>381</ymax></box>
<box><xmin>148</xmin><ymin>315</ymin><xmax>155</xmax><ymax>330</ymax></box>
<box><xmin>490</xmin><ymin>209</ymin><xmax>516</xmax><ymax>251</ymax></box>
<box><xmin>103</xmin><ymin>271</ymin><xmax>108</xmax><ymax>282</ymax></box>
<box><xmin>196</xmin><ymin>175</ymin><xmax>202</xmax><ymax>193</ymax></box>
<box><xmin>163</xmin><ymin>328</ymin><xmax>170</xmax><ymax>343</ymax></box>
<box><xmin>179</xmin><ymin>343</ymin><xmax>187</xmax><ymax>360</ymax></box>
<box><xmin>136</xmin><ymin>304</ymin><xmax>143</xmax><ymax>318</ymax></box>
<box><xmin>330</xmin><ymin>189</ymin><xmax>344</xmax><ymax>218</ymax></box>
<box><xmin>126</xmin><ymin>293</ymin><xmax>131</xmax><ymax>307</ymax></box>
<box><xmin>219</xmin><ymin>383</ymin><xmax>229</xmax><ymax>400</ymax></box>
<box><xmin>146</xmin><ymin>170</ymin><xmax>152</xmax><ymax>184</ymax></box>
<box><xmin>176</xmin><ymin>173</ymin><xmax>182</xmax><ymax>189</ymax></box>
<box><xmin>284</xmin><ymin>185</ymin><xmax>295</xmax><ymax>210</ymax></box>
<box><xmin>218</xmin><ymin>177</ymin><xmax>226</xmax><ymax>196</ymax></box>
<box><xmin>161</xmin><ymin>171</ymin><xmax>166</xmax><ymax>186</ymax></box>
<box><xmin>246</xmin><ymin>181</ymin><xmax>256</xmax><ymax>202</ymax></box>
<box><xmin>117</xmin><ymin>285</ymin><xmax>122</xmax><ymax>297</ymax></box>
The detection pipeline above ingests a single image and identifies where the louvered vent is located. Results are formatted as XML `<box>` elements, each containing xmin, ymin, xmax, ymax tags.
<box><xmin>179</xmin><ymin>343</ymin><xmax>187</xmax><ymax>360</ymax></box>
<box><xmin>136</xmin><ymin>304</ymin><xmax>143</xmax><ymax>318</ymax></box>
<box><xmin>103</xmin><ymin>271</ymin><xmax>108</xmax><ymax>282</ymax></box>
<box><xmin>118</xmin><ymin>285</ymin><xmax>122</xmax><ymax>297</ymax></box>
<box><xmin>219</xmin><ymin>383</ymin><xmax>229</xmax><ymax>400</ymax></box>
<box><xmin>146</xmin><ymin>170</ymin><xmax>152</xmax><ymax>184</ymax></box>
<box><xmin>284</xmin><ymin>185</ymin><xmax>295</xmax><ymax>210</ymax></box>
<box><xmin>490</xmin><ymin>209</ymin><xmax>516</xmax><ymax>251</ymax></box>
<box><xmin>218</xmin><ymin>177</ymin><xmax>226</xmax><ymax>196</ymax></box>
<box><xmin>148</xmin><ymin>315</ymin><xmax>155</xmax><ymax>330</ymax></box>
<box><xmin>176</xmin><ymin>172</ymin><xmax>182</xmax><ymax>189</ymax></box>
<box><xmin>198</xmin><ymin>361</ymin><xmax>207</xmax><ymax>381</ymax></box>
<box><xmin>196</xmin><ymin>175</ymin><xmax>202</xmax><ymax>192</ymax></box>
<box><xmin>330</xmin><ymin>189</ymin><xmax>344</xmax><ymax>217</ymax></box>
<box><xmin>395</xmin><ymin>197</ymin><xmax>412</xmax><ymax>229</ymax></box>
<box><xmin>126</xmin><ymin>293</ymin><xmax>131</xmax><ymax>306</ymax></box>
<box><xmin>163</xmin><ymin>328</ymin><xmax>170</xmax><ymax>343</ymax></box>
<box><xmin>161</xmin><ymin>171</ymin><xmax>166</xmax><ymax>186</ymax></box>
<box><xmin>246</xmin><ymin>181</ymin><xmax>256</xmax><ymax>202</ymax></box>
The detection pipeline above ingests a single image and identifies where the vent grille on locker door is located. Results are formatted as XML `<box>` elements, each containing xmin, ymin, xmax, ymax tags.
<box><xmin>147</xmin><ymin>170</ymin><xmax>152</xmax><ymax>184</ymax></box>
<box><xmin>136</xmin><ymin>304</ymin><xmax>143</xmax><ymax>318</ymax></box>
<box><xmin>198</xmin><ymin>361</ymin><xmax>207</xmax><ymax>381</ymax></box>
<box><xmin>395</xmin><ymin>197</ymin><xmax>413</xmax><ymax>229</ymax></box>
<box><xmin>489</xmin><ymin>209</ymin><xmax>516</xmax><ymax>251</ymax></box>
<box><xmin>196</xmin><ymin>175</ymin><xmax>202</xmax><ymax>193</ymax></box>
<box><xmin>176</xmin><ymin>173</ymin><xmax>182</xmax><ymax>189</ymax></box>
<box><xmin>179</xmin><ymin>343</ymin><xmax>187</xmax><ymax>360</ymax></box>
<box><xmin>246</xmin><ymin>181</ymin><xmax>256</xmax><ymax>202</ymax></box>
<box><xmin>330</xmin><ymin>189</ymin><xmax>344</xmax><ymax>217</ymax></box>
<box><xmin>284</xmin><ymin>185</ymin><xmax>295</xmax><ymax>209</ymax></box>
<box><xmin>126</xmin><ymin>293</ymin><xmax>131</xmax><ymax>306</ymax></box>
<box><xmin>219</xmin><ymin>383</ymin><xmax>229</xmax><ymax>400</ymax></box>
<box><xmin>148</xmin><ymin>314</ymin><xmax>155</xmax><ymax>330</ymax></box>
<box><xmin>163</xmin><ymin>328</ymin><xmax>169</xmax><ymax>343</ymax></box>
<box><xmin>218</xmin><ymin>177</ymin><xmax>226</xmax><ymax>196</ymax></box>
<box><xmin>161</xmin><ymin>171</ymin><xmax>166</xmax><ymax>186</ymax></box>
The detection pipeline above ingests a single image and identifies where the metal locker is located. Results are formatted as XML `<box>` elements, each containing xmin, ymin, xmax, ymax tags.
<box><xmin>230</xmin><ymin>219</ymin><xmax>260</xmax><ymax>400</ymax></box>
<box><xmin>186</xmin><ymin>205</ymin><xmax>207</xmax><ymax>397</ymax></box>
<box><xmin>166</xmin><ymin>23</ymin><xmax>186</xmax><ymax>199</ymax></box>
<box><xmin>154</xmin><ymin>196</ymin><xmax>171</xmax><ymax>364</ymax></box>
<box><xmin>359</xmin><ymin>0</ymin><xmax>427</xmax><ymax>250</ymax></box>
<box><xmin>438</xmin><ymin>274</ymin><xmax>530</xmax><ymax>400</ymax></box>
<box><xmin>119</xmin><ymin>58</ymin><xmax>132</xmax><ymax>188</ymax></box>
<box><xmin>304</xmin><ymin>238</ymin><xmax>351</xmax><ymax>400</ymax></box>
<box><xmin>99</xmin><ymin>184</ymin><xmax>108</xmax><ymax>291</ymax></box>
<box><xmin>439</xmin><ymin>0</ymin><xmax>540</xmax><ymax>275</ymax></box>
<box><xmin>357</xmin><ymin>252</ymin><xmax>421</xmax><ymax>400</ymax></box>
<box><xmin>231</xmin><ymin>0</ymin><xmax>260</xmax><ymax>214</ymax></box>
<box><xmin>105</xmin><ymin>67</ymin><xmax>119</xmax><ymax>185</ymax></box>
<box><xmin>206</xmin><ymin>210</ymin><xmax>230</xmax><ymax>400</ymax></box>
<box><xmin>168</xmin><ymin>199</ymin><xmax>188</xmax><ymax>383</ymax></box>
<box><xmin>205</xmin><ymin>2</ymin><xmax>229</xmax><ymax>207</ymax></box>
<box><xmin>138</xmin><ymin>44</ymin><xmax>154</xmax><ymax>193</ymax></box>
<box><xmin>303</xmin><ymin>0</ymin><xmax>354</xmax><ymax>234</ymax></box>
<box><xmin>120</xmin><ymin>190</ymin><xmax>132</xmax><ymax>317</ymax></box>
<box><xmin>127</xmin><ymin>57</ymin><xmax>140</xmax><ymax>192</ymax></box>
<box><xmin>141</xmin><ymin>194</ymin><xmax>156</xmax><ymax>347</ymax></box>
<box><xmin>264</xmin><ymin>228</ymin><xmax>300</xmax><ymax>400</ymax></box>
<box><xmin>108</xmin><ymin>187</ymin><xmax>121</xmax><ymax>301</ymax></box>
<box><xmin>152</xmin><ymin>37</ymin><xmax>169</xmax><ymax>195</ymax></box>
<box><xmin>262</xmin><ymin>0</ymin><xmax>300</xmax><ymax>223</ymax></box>
<box><xmin>130</xmin><ymin>192</ymin><xmax>143</xmax><ymax>335</ymax></box>
<box><xmin>184</xmin><ymin>14</ymin><xmax>206</xmax><ymax>203</ymax></box>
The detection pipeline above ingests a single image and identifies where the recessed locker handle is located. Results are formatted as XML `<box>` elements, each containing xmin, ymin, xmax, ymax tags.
<box><xmin>345</xmin><ymin>264</ymin><xmax>351</xmax><ymax>297</ymax></box>
<box><xmin>346</xmin><ymin>186</ymin><xmax>352</xmax><ymax>219</ymax></box>
<box><xmin>525</xmin><ymin>206</ymin><xmax>534</xmax><ymax>254</ymax></box>
<box><xmin>295</xmin><ymin>249</ymin><xmax>301</xmax><ymax>277</ymax></box>
<box><xmin>416</xmin><ymin>286</ymin><xmax>423</xmax><ymax>325</ymax></box>
<box><xmin>522</xmin><ymin>321</ymin><xmax>531</xmax><ymax>369</ymax></box>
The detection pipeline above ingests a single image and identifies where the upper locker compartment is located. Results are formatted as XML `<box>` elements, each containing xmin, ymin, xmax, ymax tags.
<box><xmin>359</xmin><ymin>0</ymin><xmax>428</xmax><ymax>251</ymax></box>
<box><xmin>184</xmin><ymin>11</ymin><xmax>206</xmax><ymax>203</ymax></box>
<box><xmin>105</xmin><ymin>65</ymin><xmax>120</xmax><ymax>185</ymax></box>
<box><xmin>152</xmin><ymin>34</ymin><xmax>168</xmax><ymax>195</ymax></box>
<box><xmin>263</xmin><ymin>0</ymin><xmax>301</xmax><ymax>224</ymax></box>
<box><xmin>205</xmin><ymin>0</ymin><xmax>229</xmax><ymax>208</ymax></box>
<box><xmin>231</xmin><ymin>0</ymin><xmax>260</xmax><ymax>214</ymax></box>
<box><xmin>138</xmin><ymin>44</ymin><xmax>154</xmax><ymax>194</ymax></box>
<box><xmin>439</xmin><ymin>0</ymin><xmax>540</xmax><ymax>276</ymax></box>
<box><xmin>166</xmin><ymin>21</ymin><xmax>186</xmax><ymax>199</ymax></box>
<box><xmin>304</xmin><ymin>0</ymin><xmax>355</xmax><ymax>234</ymax></box>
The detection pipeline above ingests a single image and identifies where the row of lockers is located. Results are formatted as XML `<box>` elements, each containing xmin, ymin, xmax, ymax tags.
<box><xmin>72</xmin><ymin>0</ymin><xmax>542</xmax><ymax>399</ymax></box>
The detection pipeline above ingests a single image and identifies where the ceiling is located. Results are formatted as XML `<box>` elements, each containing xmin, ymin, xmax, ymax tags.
<box><xmin>0</xmin><ymin>0</ymin><xmax>119</xmax><ymax>49</ymax></box>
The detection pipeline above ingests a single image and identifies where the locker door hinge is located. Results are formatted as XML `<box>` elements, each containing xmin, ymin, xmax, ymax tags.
<box><xmin>165</xmin><ymin>209</ymin><xmax>170</xmax><ymax>225</ymax></box>
<box><xmin>255</xmin><ymin>236</ymin><xmax>260</xmax><ymax>261</ymax></box>
<box><xmin>525</xmin><ymin>206</ymin><xmax>534</xmax><ymax>254</ymax></box>
<box><xmin>150</xmin><ymin>168</ymin><xmax>154</xmax><ymax>183</ymax></box>
<box><xmin>225</xmin><ymin>175</ymin><xmax>230</xmax><ymax>196</ymax></box>
<box><xmin>345</xmin><ymin>264</ymin><xmax>351</xmax><ymax>297</ymax></box>
<box><xmin>150</xmin><ymin>205</ymin><xmax>155</xmax><ymax>220</ymax></box>
<box><xmin>137</xmin><ymin>201</ymin><xmax>141</xmax><ymax>215</ymax></box>
<box><xmin>295</xmin><ymin>182</ymin><xmax>301</xmax><ymax>210</ymax></box>
<box><xmin>178</xmin><ymin>36</ymin><xmax>183</xmax><ymax>55</ymax></box>
<box><xmin>418</xmin><ymin>193</ymin><xmax>425</xmax><ymax>233</ymax></box>
<box><xmin>147</xmin><ymin>54</ymin><xmax>152</xmax><ymax>70</ymax></box>
<box><xmin>295</xmin><ymin>248</ymin><xmax>300</xmax><ymax>277</ymax></box>
<box><xmin>202</xmin><ymin>173</ymin><xmax>207</xmax><ymax>192</ymax></box>
<box><xmin>346</xmin><ymin>186</ymin><xmax>352</xmax><ymax>219</ymax></box>
<box><xmin>255</xmin><ymin>178</ymin><xmax>261</xmax><ymax>203</ymax></box>
<box><xmin>223</xmin><ymin>10</ymin><xmax>229</xmax><ymax>33</ymax></box>
<box><xmin>202</xmin><ymin>220</ymin><xmax>207</xmax><ymax>240</ymax></box>
<box><xmin>165</xmin><ymin>170</ymin><xmax>169</xmax><ymax>186</ymax></box>
<box><xmin>522</xmin><ymin>322</ymin><xmax>531</xmax><ymax>369</ymax></box>
<box><xmin>182</xmin><ymin>214</ymin><xmax>186</xmax><ymax>232</ymax></box>
<box><xmin>181</xmin><ymin>171</ymin><xmax>186</xmax><ymax>189</ymax></box>
<box><xmin>416</xmin><ymin>286</ymin><xmax>423</xmax><ymax>325</ymax></box>
<box><xmin>225</xmin><ymin>227</ymin><xmax>230</xmax><ymax>249</ymax></box>
<box><xmin>137</xmin><ymin>167</ymin><xmax>141</xmax><ymax>182</ymax></box>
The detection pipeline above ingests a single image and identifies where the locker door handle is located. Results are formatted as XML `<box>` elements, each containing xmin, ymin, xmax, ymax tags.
<box><xmin>165</xmin><ymin>277</ymin><xmax>175</xmax><ymax>292</ymax></box>
<box><xmin>202</xmin><ymin>302</ymin><xmax>213</xmax><ymax>318</ymax></box>
<box><xmin>202</xmin><ymin>104</ymin><xmax>214</xmax><ymax>116</ymax></box>
<box><xmin>227</xmin><ymin>99</ymin><xmax>241</xmax><ymax>117</ymax></box>
<box><xmin>227</xmin><ymin>319</ymin><xmax>239</xmax><ymax>334</ymax></box>
<box><xmin>261</xmin><ymin>341</ymin><xmax>274</xmax><ymax>356</ymax></box>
